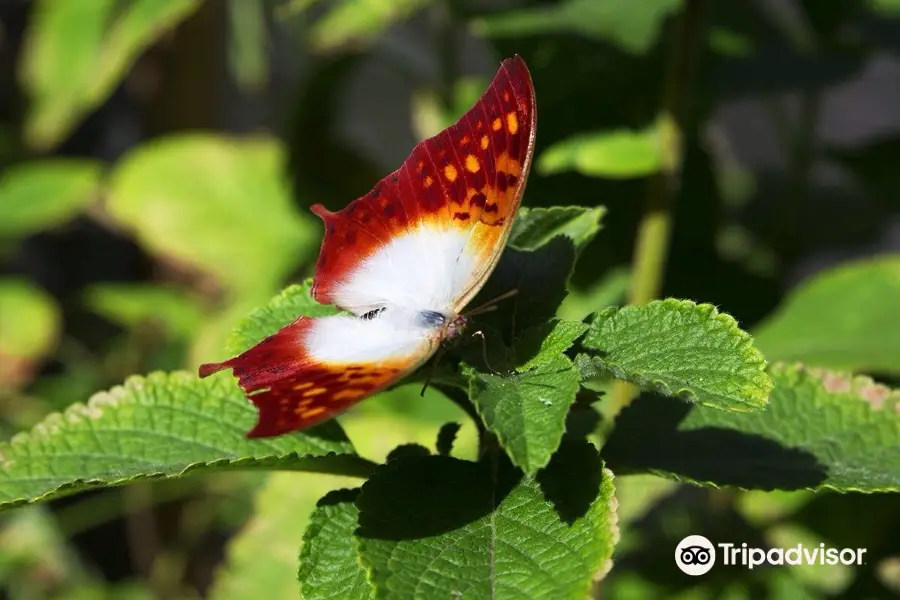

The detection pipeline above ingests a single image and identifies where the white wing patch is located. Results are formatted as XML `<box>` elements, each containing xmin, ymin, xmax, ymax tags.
<box><xmin>328</xmin><ymin>224</ymin><xmax>478</xmax><ymax>316</ymax></box>
<box><xmin>305</xmin><ymin>313</ymin><xmax>436</xmax><ymax>364</ymax></box>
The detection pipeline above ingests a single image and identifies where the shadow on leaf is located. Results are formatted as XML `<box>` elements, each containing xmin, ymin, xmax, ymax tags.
<box><xmin>355</xmin><ymin>455</ymin><xmax>521</xmax><ymax>540</ymax></box>
<box><xmin>537</xmin><ymin>439</ymin><xmax>605</xmax><ymax>525</ymax></box>
<box><xmin>602</xmin><ymin>394</ymin><xmax>826</xmax><ymax>490</ymax></box>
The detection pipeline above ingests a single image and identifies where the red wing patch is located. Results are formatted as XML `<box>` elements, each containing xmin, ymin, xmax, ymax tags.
<box><xmin>199</xmin><ymin>318</ymin><xmax>408</xmax><ymax>438</ymax></box>
<box><xmin>311</xmin><ymin>55</ymin><xmax>537</xmax><ymax>308</ymax></box>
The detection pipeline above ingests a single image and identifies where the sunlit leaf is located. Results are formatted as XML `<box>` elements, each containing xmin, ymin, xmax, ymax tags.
<box><xmin>581</xmin><ymin>299</ymin><xmax>772</xmax><ymax>411</ymax></box>
<box><xmin>106</xmin><ymin>134</ymin><xmax>318</xmax><ymax>296</ymax></box>
<box><xmin>538</xmin><ymin>118</ymin><xmax>676</xmax><ymax>179</ymax></box>
<box><xmin>20</xmin><ymin>0</ymin><xmax>202</xmax><ymax>149</ymax></box>
<box><xmin>753</xmin><ymin>257</ymin><xmax>900</xmax><ymax>375</ymax></box>
<box><xmin>0</xmin><ymin>160</ymin><xmax>101</xmax><ymax>237</ymax></box>
<box><xmin>0</xmin><ymin>372</ymin><xmax>367</xmax><ymax>511</ymax></box>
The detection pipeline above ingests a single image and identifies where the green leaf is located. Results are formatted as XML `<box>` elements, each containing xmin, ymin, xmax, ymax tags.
<box><xmin>0</xmin><ymin>278</ymin><xmax>59</xmax><ymax>361</ymax></box>
<box><xmin>83</xmin><ymin>283</ymin><xmax>205</xmax><ymax>339</ymax></box>
<box><xmin>463</xmin><ymin>320</ymin><xmax>587</xmax><ymax>475</ymax></box>
<box><xmin>356</xmin><ymin>441</ymin><xmax>617</xmax><ymax>599</ymax></box>
<box><xmin>603</xmin><ymin>363</ymin><xmax>900</xmax><ymax>492</ymax></box>
<box><xmin>0</xmin><ymin>371</ymin><xmax>368</xmax><ymax>511</ymax></box>
<box><xmin>308</xmin><ymin>0</ymin><xmax>431</xmax><ymax>52</ymax></box>
<box><xmin>752</xmin><ymin>257</ymin><xmax>900</xmax><ymax>375</ymax></box>
<box><xmin>298</xmin><ymin>489</ymin><xmax>373</xmax><ymax>600</ymax></box>
<box><xmin>209</xmin><ymin>473</ymin><xmax>362</xmax><ymax>600</ymax></box>
<box><xmin>0</xmin><ymin>160</ymin><xmax>101</xmax><ymax>237</ymax></box>
<box><xmin>20</xmin><ymin>0</ymin><xmax>202</xmax><ymax>149</ymax></box>
<box><xmin>468</xmin><ymin>356</ymin><xmax>581</xmax><ymax>475</ymax></box>
<box><xmin>582</xmin><ymin>299</ymin><xmax>772</xmax><ymax>411</ymax></box>
<box><xmin>510</xmin><ymin>205</ymin><xmax>605</xmax><ymax>253</ymax></box>
<box><xmin>476</xmin><ymin>0</ymin><xmax>682</xmax><ymax>54</ymax></box>
<box><xmin>225</xmin><ymin>281</ymin><xmax>339</xmax><ymax>356</ymax></box>
<box><xmin>106</xmin><ymin>134</ymin><xmax>318</xmax><ymax>295</ymax></box>
<box><xmin>538</xmin><ymin>119</ymin><xmax>669</xmax><ymax>179</ymax></box>
<box><xmin>515</xmin><ymin>319</ymin><xmax>589</xmax><ymax>372</ymax></box>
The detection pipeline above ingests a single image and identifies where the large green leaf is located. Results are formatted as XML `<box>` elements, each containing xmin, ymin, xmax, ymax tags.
<box><xmin>20</xmin><ymin>0</ymin><xmax>202</xmax><ymax>149</ymax></box>
<box><xmin>298</xmin><ymin>489</ymin><xmax>372</xmax><ymax>600</ymax></box>
<box><xmin>466</xmin><ymin>321</ymin><xmax>587</xmax><ymax>474</ymax></box>
<box><xmin>476</xmin><ymin>0</ymin><xmax>682</xmax><ymax>54</ymax></box>
<box><xmin>106</xmin><ymin>134</ymin><xmax>318</xmax><ymax>296</ymax></box>
<box><xmin>356</xmin><ymin>441</ymin><xmax>617</xmax><ymax>599</ymax></box>
<box><xmin>0</xmin><ymin>160</ymin><xmax>101</xmax><ymax>237</ymax></box>
<box><xmin>603</xmin><ymin>363</ymin><xmax>900</xmax><ymax>492</ymax></box>
<box><xmin>209</xmin><ymin>473</ymin><xmax>361</xmax><ymax>600</ymax></box>
<box><xmin>753</xmin><ymin>257</ymin><xmax>900</xmax><ymax>374</ymax></box>
<box><xmin>0</xmin><ymin>372</ymin><xmax>370</xmax><ymax>511</ymax></box>
<box><xmin>581</xmin><ymin>299</ymin><xmax>772</xmax><ymax>411</ymax></box>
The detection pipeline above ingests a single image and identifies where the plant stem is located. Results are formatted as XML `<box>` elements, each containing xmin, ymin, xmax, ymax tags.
<box><xmin>609</xmin><ymin>0</ymin><xmax>710</xmax><ymax>417</ymax></box>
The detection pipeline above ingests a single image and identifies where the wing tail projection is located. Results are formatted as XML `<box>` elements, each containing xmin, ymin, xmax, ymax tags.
<box><xmin>199</xmin><ymin>316</ymin><xmax>431</xmax><ymax>438</ymax></box>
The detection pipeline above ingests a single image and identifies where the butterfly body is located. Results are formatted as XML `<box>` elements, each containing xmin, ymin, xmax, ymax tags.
<box><xmin>200</xmin><ymin>56</ymin><xmax>535</xmax><ymax>437</ymax></box>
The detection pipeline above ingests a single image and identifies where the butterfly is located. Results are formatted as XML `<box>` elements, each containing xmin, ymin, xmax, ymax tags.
<box><xmin>199</xmin><ymin>55</ymin><xmax>536</xmax><ymax>438</ymax></box>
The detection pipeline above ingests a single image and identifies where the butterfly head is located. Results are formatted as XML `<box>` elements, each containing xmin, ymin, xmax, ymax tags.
<box><xmin>413</xmin><ymin>309</ymin><xmax>467</xmax><ymax>341</ymax></box>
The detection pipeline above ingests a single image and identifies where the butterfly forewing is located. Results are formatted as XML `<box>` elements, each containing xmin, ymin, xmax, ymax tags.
<box><xmin>311</xmin><ymin>56</ymin><xmax>536</xmax><ymax>315</ymax></box>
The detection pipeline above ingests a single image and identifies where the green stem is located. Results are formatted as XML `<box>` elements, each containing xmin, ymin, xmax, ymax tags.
<box><xmin>609</xmin><ymin>0</ymin><xmax>710</xmax><ymax>416</ymax></box>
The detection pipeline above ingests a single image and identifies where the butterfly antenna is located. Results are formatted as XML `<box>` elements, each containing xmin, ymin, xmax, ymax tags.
<box><xmin>463</xmin><ymin>288</ymin><xmax>519</xmax><ymax>318</ymax></box>
<box><xmin>472</xmin><ymin>330</ymin><xmax>500</xmax><ymax>375</ymax></box>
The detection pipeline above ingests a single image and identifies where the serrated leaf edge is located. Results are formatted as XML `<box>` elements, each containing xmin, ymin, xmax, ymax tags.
<box><xmin>584</xmin><ymin>298</ymin><xmax>773</xmax><ymax>411</ymax></box>
<box><xmin>0</xmin><ymin>371</ymin><xmax>358</xmax><ymax>510</ymax></box>
<box><xmin>637</xmin><ymin>362</ymin><xmax>900</xmax><ymax>494</ymax></box>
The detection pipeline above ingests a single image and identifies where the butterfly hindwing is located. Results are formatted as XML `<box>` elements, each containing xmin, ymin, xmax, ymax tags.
<box><xmin>199</xmin><ymin>315</ymin><xmax>437</xmax><ymax>437</ymax></box>
<box><xmin>311</xmin><ymin>56</ymin><xmax>536</xmax><ymax>315</ymax></box>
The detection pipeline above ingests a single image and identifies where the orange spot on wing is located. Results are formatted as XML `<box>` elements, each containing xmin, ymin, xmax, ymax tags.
<box><xmin>424</xmin><ymin>175</ymin><xmax>433</xmax><ymax>187</ymax></box>
<box><xmin>480</xmin><ymin>135</ymin><xmax>489</xmax><ymax>150</ymax></box>
<box><xmin>492</xmin><ymin>117</ymin><xmax>502</xmax><ymax>131</ymax></box>
<box><xmin>444</xmin><ymin>164</ymin><xmax>458</xmax><ymax>182</ymax></box>
<box><xmin>300</xmin><ymin>406</ymin><xmax>326</xmax><ymax>418</ymax></box>
<box><xmin>465</xmin><ymin>155</ymin><xmax>480</xmax><ymax>173</ymax></box>
<box><xmin>293</xmin><ymin>382</ymin><xmax>314</xmax><ymax>391</ymax></box>
<box><xmin>305</xmin><ymin>387</ymin><xmax>328</xmax><ymax>397</ymax></box>
<box><xmin>507</xmin><ymin>112</ymin><xmax>519</xmax><ymax>135</ymax></box>
<box><xmin>332</xmin><ymin>388</ymin><xmax>363</xmax><ymax>401</ymax></box>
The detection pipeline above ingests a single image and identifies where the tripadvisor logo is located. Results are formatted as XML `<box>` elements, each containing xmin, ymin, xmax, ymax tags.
<box><xmin>676</xmin><ymin>536</ymin><xmax>867</xmax><ymax>575</ymax></box>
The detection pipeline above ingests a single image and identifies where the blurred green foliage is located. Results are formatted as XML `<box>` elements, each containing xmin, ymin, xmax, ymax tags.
<box><xmin>0</xmin><ymin>0</ymin><xmax>899</xmax><ymax>598</ymax></box>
